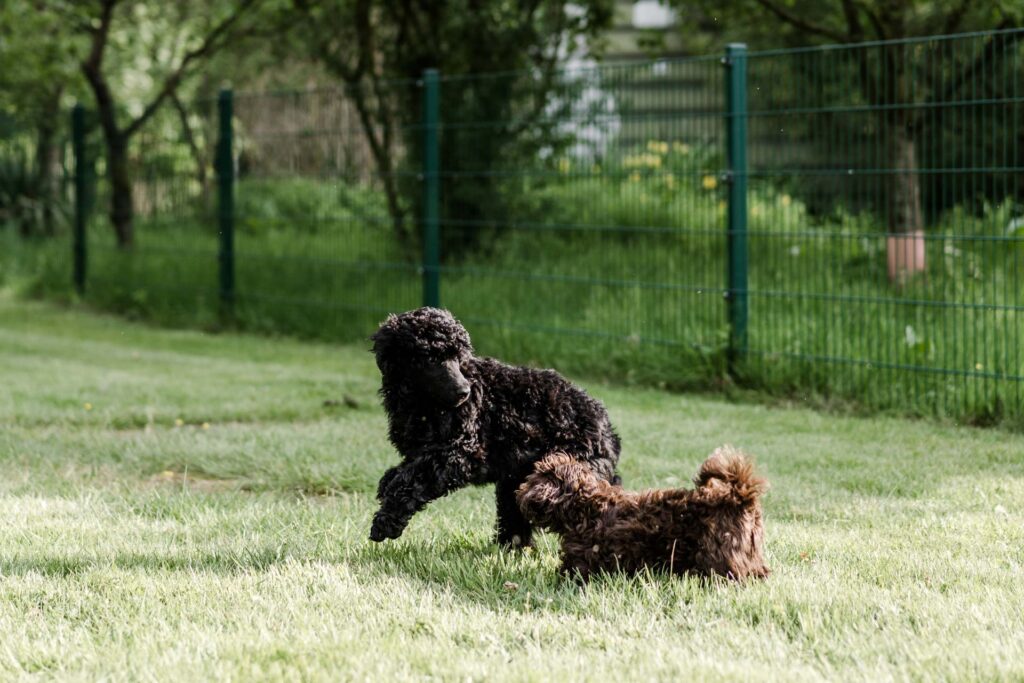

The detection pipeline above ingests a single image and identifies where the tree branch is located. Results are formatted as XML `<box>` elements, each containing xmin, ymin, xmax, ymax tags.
<box><xmin>352</xmin><ymin>0</ymin><xmax>374</xmax><ymax>80</ymax></box>
<box><xmin>941</xmin><ymin>0</ymin><xmax>972</xmax><ymax>35</ymax></box>
<box><xmin>312</xmin><ymin>0</ymin><xmax>374</xmax><ymax>82</ymax></box>
<box><xmin>124</xmin><ymin>0</ymin><xmax>260</xmax><ymax>138</ymax></box>
<box><xmin>750</xmin><ymin>0</ymin><xmax>849</xmax><ymax>43</ymax></box>
<box><xmin>170</xmin><ymin>89</ymin><xmax>208</xmax><ymax>192</ymax></box>
<box><xmin>296</xmin><ymin>0</ymin><xmax>407</xmax><ymax>242</ymax></box>
<box><xmin>858</xmin><ymin>1</ymin><xmax>888</xmax><ymax>40</ymax></box>
<box><xmin>345</xmin><ymin>78</ymin><xmax>407</xmax><ymax>243</ymax></box>
<box><xmin>80</xmin><ymin>0</ymin><xmax>120</xmax><ymax>143</ymax></box>
<box><xmin>508</xmin><ymin>5</ymin><xmax>564</xmax><ymax>138</ymax></box>
<box><xmin>923</xmin><ymin>18</ymin><xmax>1020</xmax><ymax>117</ymax></box>
<box><xmin>388</xmin><ymin>0</ymin><xmax>429</xmax><ymax>56</ymax></box>
<box><xmin>839</xmin><ymin>0</ymin><xmax>864</xmax><ymax>40</ymax></box>
<box><xmin>81</xmin><ymin>0</ymin><xmax>116</xmax><ymax>74</ymax></box>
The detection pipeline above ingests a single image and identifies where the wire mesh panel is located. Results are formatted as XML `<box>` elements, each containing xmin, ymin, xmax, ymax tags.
<box><xmin>231</xmin><ymin>82</ymin><xmax>422</xmax><ymax>341</ymax></box>
<box><xmin>56</xmin><ymin>28</ymin><xmax>1024</xmax><ymax>427</ymax></box>
<box><xmin>743</xmin><ymin>30</ymin><xmax>1024</xmax><ymax>421</ymax></box>
<box><xmin>438</xmin><ymin>57</ymin><xmax>728</xmax><ymax>385</ymax></box>
<box><xmin>0</xmin><ymin>111</ymin><xmax>74</xmax><ymax>292</ymax></box>
<box><xmin>78</xmin><ymin>100</ymin><xmax>221</xmax><ymax>326</ymax></box>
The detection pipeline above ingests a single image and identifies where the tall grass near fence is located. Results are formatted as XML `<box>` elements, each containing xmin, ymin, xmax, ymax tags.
<box><xmin>9</xmin><ymin>29</ymin><xmax>1024</xmax><ymax>427</ymax></box>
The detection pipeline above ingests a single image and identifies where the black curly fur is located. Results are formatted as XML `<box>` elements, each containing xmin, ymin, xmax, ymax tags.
<box><xmin>369</xmin><ymin>307</ymin><xmax>622</xmax><ymax>547</ymax></box>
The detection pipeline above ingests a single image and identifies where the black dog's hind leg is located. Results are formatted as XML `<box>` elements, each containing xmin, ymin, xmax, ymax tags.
<box><xmin>370</xmin><ymin>456</ymin><xmax>470</xmax><ymax>542</ymax></box>
<box><xmin>495</xmin><ymin>477</ymin><xmax>533</xmax><ymax>548</ymax></box>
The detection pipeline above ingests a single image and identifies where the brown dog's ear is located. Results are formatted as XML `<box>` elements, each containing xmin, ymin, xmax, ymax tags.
<box><xmin>516</xmin><ymin>472</ymin><xmax>561</xmax><ymax>527</ymax></box>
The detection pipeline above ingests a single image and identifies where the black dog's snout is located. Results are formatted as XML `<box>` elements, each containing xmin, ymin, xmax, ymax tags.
<box><xmin>452</xmin><ymin>378</ymin><xmax>471</xmax><ymax>405</ymax></box>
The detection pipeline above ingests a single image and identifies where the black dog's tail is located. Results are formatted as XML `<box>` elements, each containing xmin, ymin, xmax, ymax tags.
<box><xmin>692</xmin><ymin>445</ymin><xmax>767</xmax><ymax>507</ymax></box>
<box><xmin>517</xmin><ymin>453</ymin><xmax>602</xmax><ymax>531</ymax></box>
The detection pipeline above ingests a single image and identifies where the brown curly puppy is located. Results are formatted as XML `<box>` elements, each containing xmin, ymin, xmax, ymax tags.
<box><xmin>517</xmin><ymin>446</ymin><xmax>769</xmax><ymax>581</ymax></box>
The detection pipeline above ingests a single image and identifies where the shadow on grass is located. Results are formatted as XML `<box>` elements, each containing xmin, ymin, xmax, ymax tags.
<box><xmin>343</xmin><ymin>531</ymin><xmax>731</xmax><ymax>614</ymax></box>
<box><xmin>0</xmin><ymin>545</ymin><xmax>294</xmax><ymax>578</ymax></box>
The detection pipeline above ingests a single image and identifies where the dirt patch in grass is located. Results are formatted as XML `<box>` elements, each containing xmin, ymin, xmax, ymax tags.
<box><xmin>144</xmin><ymin>470</ymin><xmax>245</xmax><ymax>494</ymax></box>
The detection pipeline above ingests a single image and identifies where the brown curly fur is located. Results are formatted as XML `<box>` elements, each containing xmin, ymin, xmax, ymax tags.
<box><xmin>517</xmin><ymin>446</ymin><xmax>769</xmax><ymax>581</ymax></box>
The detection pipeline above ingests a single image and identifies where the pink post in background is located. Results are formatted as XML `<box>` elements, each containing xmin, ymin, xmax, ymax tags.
<box><xmin>887</xmin><ymin>230</ymin><xmax>926</xmax><ymax>283</ymax></box>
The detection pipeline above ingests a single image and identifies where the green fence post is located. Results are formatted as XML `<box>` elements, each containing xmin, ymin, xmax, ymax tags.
<box><xmin>217</xmin><ymin>89</ymin><xmax>235</xmax><ymax>318</ymax></box>
<box><xmin>724</xmin><ymin>43</ymin><xmax>749</xmax><ymax>371</ymax></box>
<box><xmin>71</xmin><ymin>104</ymin><xmax>87</xmax><ymax>296</ymax></box>
<box><xmin>422</xmin><ymin>69</ymin><xmax>441</xmax><ymax>308</ymax></box>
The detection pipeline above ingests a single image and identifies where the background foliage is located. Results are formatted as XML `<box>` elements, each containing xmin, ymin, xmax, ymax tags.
<box><xmin>2</xmin><ymin>1</ymin><xmax>1023</xmax><ymax>427</ymax></box>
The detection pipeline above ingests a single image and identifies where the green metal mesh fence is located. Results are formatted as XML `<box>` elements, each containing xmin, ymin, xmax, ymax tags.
<box><xmin>71</xmin><ymin>98</ymin><xmax>221</xmax><ymax>325</ymax></box>
<box><xmin>230</xmin><ymin>83</ymin><xmax>423</xmax><ymax>336</ymax></box>
<box><xmin>63</xmin><ymin>28</ymin><xmax>1024</xmax><ymax>425</ymax></box>
<box><xmin>741</xmin><ymin>30</ymin><xmax>1024</xmax><ymax>421</ymax></box>
<box><xmin>435</xmin><ymin>56</ymin><xmax>728</xmax><ymax>385</ymax></box>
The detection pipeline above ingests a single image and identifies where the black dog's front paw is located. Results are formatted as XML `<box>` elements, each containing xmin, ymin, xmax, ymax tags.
<box><xmin>376</xmin><ymin>467</ymin><xmax>401</xmax><ymax>501</ymax></box>
<box><xmin>369</xmin><ymin>512</ymin><xmax>405</xmax><ymax>542</ymax></box>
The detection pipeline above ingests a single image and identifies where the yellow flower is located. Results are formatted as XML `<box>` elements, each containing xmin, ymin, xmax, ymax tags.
<box><xmin>201</xmin><ymin>422</ymin><xmax>211</xmax><ymax>430</ymax></box>
<box><xmin>780</xmin><ymin>194</ymin><xmax>792</xmax><ymax>207</ymax></box>
<box><xmin>702</xmin><ymin>175</ymin><xmax>718</xmax><ymax>190</ymax></box>
<box><xmin>557</xmin><ymin>158</ymin><xmax>571</xmax><ymax>174</ymax></box>
<box><xmin>646</xmin><ymin>140</ymin><xmax>669</xmax><ymax>155</ymax></box>
<box><xmin>628</xmin><ymin>172</ymin><xmax>641</xmax><ymax>183</ymax></box>
<box><xmin>624</xmin><ymin>153</ymin><xmax>661</xmax><ymax>169</ymax></box>
<box><xmin>975</xmin><ymin>363</ymin><xmax>984</xmax><ymax>371</ymax></box>
<box><xmin>174</xmin><ymin>418</ymin><xmax>184</xmax><ymax>427</ymax></box>
<box><xmin>673</xmin><ymin>141</ymin><xmax>690</xmax><ymax>155</ymax></box>
<box><xmin>83</xmin><ymin>402</ymin><xmax>93</xmax><ymax>411</ymax></box>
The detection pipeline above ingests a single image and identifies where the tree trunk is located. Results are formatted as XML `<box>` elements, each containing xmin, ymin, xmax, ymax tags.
<box><xmin>107</xmin><ymin>133</ymin><xmax>134</xmax><ymax>248</ymax></box>
<box><xmin>33</xmin><ymin>88</ymin><xmax>63</xmax><ymax>237</ymax></box>
<box><xmin>887</xmin><ymin>122</ymin><xmax>923</xmax><ymax>235</ymax></box>
<box><xmin>32</xmin><ymin>126</ymin><xmax>57</xmax><ymax>237</ymax></box>
<box><xmin>880</xmin><ymin>40</ymin><xmax>926</xmax><ymax>283</ymax></box>
<box><xmin>884</xmin><ymin>122</ymin><xmax>926</xmax><ymax>282</ymax></box>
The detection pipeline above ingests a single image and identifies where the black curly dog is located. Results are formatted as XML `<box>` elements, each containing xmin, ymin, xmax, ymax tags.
<box><xmin>369</xmin><ymin>307</ymin><xmax>621</xmax><ymax>547</ymax></box>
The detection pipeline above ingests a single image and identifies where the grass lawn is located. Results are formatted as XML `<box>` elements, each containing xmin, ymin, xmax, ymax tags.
<box><xmin>1</xmin><ymin>296</ymin><xmax>1023</xmax><ymax>681</ymax></box>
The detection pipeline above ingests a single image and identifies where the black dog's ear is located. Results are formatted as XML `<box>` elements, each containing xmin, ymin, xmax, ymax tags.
<box><xmin>371</xmin><ymin>314</ymin><xmax>398</xmax><ymax>339</ymax></box>
<box><xmin>370</xmin><ymin>315</ymin><xmax>399</xmax><ymax>373</ymax></box>
<box><xmin>370</xmin><ymin>315</ymin><xmax>399</xmax><ymax>349</ymax></box>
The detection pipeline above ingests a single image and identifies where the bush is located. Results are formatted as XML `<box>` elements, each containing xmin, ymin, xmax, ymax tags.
<box><xmin>235</xmin><ymin>178</ymin><xmax>392</xmax><ymax>237</ymax></box>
